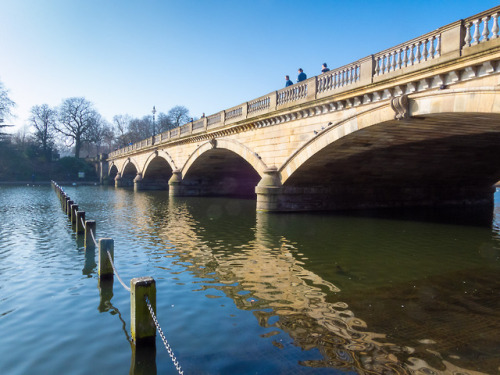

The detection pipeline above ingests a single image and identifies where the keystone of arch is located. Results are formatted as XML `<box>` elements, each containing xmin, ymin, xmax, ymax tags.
<box><xmin>181</xmin><ymin>138</ymin><xmax>269</xmax><ymax>179</ymax></box>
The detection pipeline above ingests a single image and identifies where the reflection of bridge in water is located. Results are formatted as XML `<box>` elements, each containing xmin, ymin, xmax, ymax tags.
<box><xmin>127</xmin><ymin>191</ymin><xmax>498</xmax><ymax>374</ymax></box>
<box><xmin>105</xmin><ymin>6</ymin><xmax>500</xmax><ymax>213</ymax></box>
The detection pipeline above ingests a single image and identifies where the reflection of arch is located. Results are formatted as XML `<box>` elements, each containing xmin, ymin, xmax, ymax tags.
<box><xmin>280</xmin><ymin>89</ymin><xmax>500</xmax><ymax>184</ymax></box>
<box><xmin>181</xmin><ymin>139</ymin><xmax>268</xmax><ymax>178</ymax></box>
<box><xmin>142</xmin><ymin>150</ymin><xmax>176</xmax><ymax>178</ymax></box>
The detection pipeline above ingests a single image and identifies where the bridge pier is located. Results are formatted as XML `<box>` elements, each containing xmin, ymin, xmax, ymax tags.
<box><xmin>255</xmin><ymin>167</ymin><xmax>283</xmax><ymax>211</ymax></box>
<box><xmin>168</xmin><ymin>170</ymin><xmax>183</xmax><ymax>196</ymax></box>
<box><xmin>257</xmin><ymin>183</ymin><xmax>495</xmax><ymax>212</ymax></box>
<box><xmin>114</xmin><ymin>173</ymin><xmax>123</xmax><ymax>188</ymax></box>
<box><xmin>99</xmin><ymin>153</ymin><xmax>109</xmax><ymax>185</ymax></box>
<box><xmin>133</xmin><ymin>173</ymin><xmax>142</xmax><ymax>191</ymax></box>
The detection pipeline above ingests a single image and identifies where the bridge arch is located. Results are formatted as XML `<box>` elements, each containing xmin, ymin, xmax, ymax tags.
<box><xmin>179</xmin><ymin>139</ymin><xmax>266</xmax><ymax>197</ymax></box>
<box><xmin>140</xmin><ymin>150</ymin><xmax>176</xmax><ymax>190</ymax></box>
<box><xmin>280</xmin><ymin>89</ymin><xmax>500</xmax><ymax>186</ymax></box>
<box><xmin>182</xmin><ymin>138</ymin><xmax>268</xmax><ymax>178</ymax></box>
<box><xmin>117</xmin><ymin>158</ymin><xmax>140</xmax><ymax>187</ymax></box>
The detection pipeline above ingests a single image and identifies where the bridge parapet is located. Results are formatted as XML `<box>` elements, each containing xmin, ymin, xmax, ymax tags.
<box><xmin>109</xmin><ymin>6</ymin><xmax>500</xmax><ymax>160</ymax></box>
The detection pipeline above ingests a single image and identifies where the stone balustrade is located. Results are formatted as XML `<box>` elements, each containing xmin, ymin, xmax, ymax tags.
<box><xmin>248</xmin><ymin>95</ymin><xmax>271</xmax><ymax>114</ymax></box>
<box><xmin>374</xmin><ymin>32</ymin><xmax>441</xmax><ymax>76</ymax></box>
<box><xmin>192</xmin><ymin>118</ymin><xmax>205</xmax><ymax>131</ymax></box>
<box><xmin>464</xmin><ymin>9</ymin><xmax>499</xmax><ymax>46</ymax></box>
<box><xmin>317</xmin><ymin>62</ymin><xmax>360</xmax><ymax>93</ymax></box>
<box><xmin>109</xmin><ymin>5</ymin><xmax>500</xmax><ymax>158</ymax></box>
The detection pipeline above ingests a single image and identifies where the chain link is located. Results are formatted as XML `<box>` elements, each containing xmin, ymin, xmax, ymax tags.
<box><xmin>145</xmin><ymin>295</ymin><xmax>184</xmax><ymax>375</ymax></box>
<box><xmin>80</xmin><ymin>216</ymin><xmax>86</xmax><ymax>229</ymax></box>
<box><xmin>107</xmin><ymin>250</ymin><xmax>131</xmax><ymax>292</ymax></box>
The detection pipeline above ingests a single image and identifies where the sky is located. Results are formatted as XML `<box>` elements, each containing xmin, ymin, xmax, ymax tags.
<box><xmin>1</xmin><ymin>0</ymin><xmax>499</xmax><ymax>133</ymax></box>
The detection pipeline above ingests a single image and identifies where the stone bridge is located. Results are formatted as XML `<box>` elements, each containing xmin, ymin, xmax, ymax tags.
<box><xmin>106</xmin><ymin>6</ymin><xmax>500</xmax><ymax>212</ymax></box>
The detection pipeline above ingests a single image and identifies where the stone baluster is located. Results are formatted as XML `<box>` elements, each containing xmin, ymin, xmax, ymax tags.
<box><xmin>464</xmin><ymin>22</ymin><xmax>472</xmax><ymax>46</ymax></box>
<box><xmin>409</xmin><ymin>44</ymin><xmax>415</xmax><ymax>65</ymax></box>
<box><xmin>390</xmin><ymin>51</ymin><xmax>396</xmax><ymax>71</ymax></box>
<box><xmin>482</xmin><ymin>16</ymin><xmax>491</xmax><ymax>42</ymax></box>
<box><xmin>416</xmin><ymin>41</ymin><xmax>422</xmax><ymax>63</ymax></box>
<box><xmin>492</xmin><ymin>13</ymin><xmax>499</xmax><ymax>38</ymax></box>
<box><xmin>472</xmin><ymin>19</ymin><xmax>480</xmax><ymax>45</ymax></box>
<box><xmin>380</xmin><ymin>55</ymin><xmax>386</xmax><ymax>75</ymax></box>
<box><xmin>375</xmin><ymin>57</ymin><xmax>380</xmax><ymax>76</ymax></box>
<box><xmin>435</xmin><ymin>34</ymin><xmax>441</xmax><ymax>57</ymax></box>
<box><xmin>349</xmin><ymin>66</ymin><xmax>354</xmax><ymax>83</ymax></box>
<box><xmin>422</xmin><ymin>38</ymin><xmax>428</xmax><ymax>61</ymax></box>
<box><xmin>397</xmin><ymin>48</ymin><xmax>403</xmax><ymax>69</ymax></box>
<box><xmin>429</xmin><ymin>36</ymin><xmax>435</xmax><ymax>59</ymax></box>
<box><xmin>402</xmin><ymin>46</ymin><xmax>409</xmax><ymax>67</ymax></box>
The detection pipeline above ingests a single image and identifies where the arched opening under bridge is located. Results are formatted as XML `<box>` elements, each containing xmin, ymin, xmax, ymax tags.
<box><xmin>182</xmin><ymin>148</ymin><xmax>261</xmax><ymax>198</ymax></box>
<box><xmin>139</xmin><ymin>155</ymin><xmax>173</xmax><ymax>190</ymax></box>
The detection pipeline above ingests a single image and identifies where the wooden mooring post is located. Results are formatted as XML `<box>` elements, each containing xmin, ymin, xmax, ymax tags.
<box><xmin>66</xmin><ymin>200</ymin><xmax>74</xmax><ymax>217</ymax></box>
<box><xmin>70</xmin><ymin>204</ymin><xmax>79</xmax><ymax>227</ymax></box>
<box><xmin>84</xmin><ymin>220</ymin><xmax>96</xmax><ymax>249</ymax></box>
<box><xmin>98</xmin><ymin>238</ymin><xmax>114</xmax><ymax>279</ymax></box>
<box><xmin>131</xmin><ymin>277</ymin><xmax>156</xmax><ymax>343</ymax></box>
<box><xmin>76</xmin><ymin>211</ymin><xmax>85</xmax><ymax>234</ymax></box>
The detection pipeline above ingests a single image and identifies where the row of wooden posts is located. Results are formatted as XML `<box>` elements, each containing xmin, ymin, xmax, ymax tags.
<box><xmin>51</xmin><ymin>181</ymin><xmax>157</xmax><ymax>344</ymax></box>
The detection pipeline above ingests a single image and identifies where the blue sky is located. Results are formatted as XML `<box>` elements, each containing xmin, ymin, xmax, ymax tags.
<box><xmin>1</xmin><ymin>0</ymin><xmax>498</xmax><ymax>132</ymax></box>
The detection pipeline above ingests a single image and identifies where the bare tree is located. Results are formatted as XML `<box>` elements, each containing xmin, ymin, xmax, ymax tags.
<box><xmin>127</xmin><ymin>115</ymin><xmax>153</xmax><ymax>143</ymax></box>
<box><xmin>157</xmin><ymin>112</ymin><xmax>174</xmax><ymax>132</ymax></box>
<box><xmin>55</xmin><ymin>97</ymin><xmax>100</xmax><ymax>158</ymax></box>
<box><xmin>168</xmin><ymin>105</ymin><xmax>190</xmax><ymax>127</ymax></box>
<box><xmin>0</xmin><ymin>80</ymin><xmax>15</xmax><ymax>139</ymax></box>
<box><xmin>29</xmin><ymin>104</ymin><xmax>57</xmax><ymax>160</ymax></box>
<box><xmin>85</xmin><ymin>113</ymin><xmax>111</xmax><ymax>155</ymax></box>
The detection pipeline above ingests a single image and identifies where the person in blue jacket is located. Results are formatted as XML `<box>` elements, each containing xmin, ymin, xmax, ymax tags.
<box><xmin>297</xmin><ymin>68</ymin><xmax>307</xmax><ymax>82</ymax></box>
<box><xmin>285</xmin><ymin>75</ymin><xmax>293</xmax><ymax>87</ymax></box>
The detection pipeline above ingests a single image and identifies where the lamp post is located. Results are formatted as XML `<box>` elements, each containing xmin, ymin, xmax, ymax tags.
<box><xmin>152</xmin><ymin>106</ymin><xmax>156</xmax><ymax>145</ymax></box>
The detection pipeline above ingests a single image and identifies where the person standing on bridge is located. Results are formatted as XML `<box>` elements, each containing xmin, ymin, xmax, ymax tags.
<box><xmin>321</xmin><ymin>63</ymin><xmax>330</xmax><ymax>73</ymax></box>
<box><xmin>285</xmin><ymin>75</ymin><xmax>293</xmax><ymax>87</ymax></box>
<box><xmin>297</xmin><ymin>68</ymin><xmax>307</xmax><ymax>82</ymax></box>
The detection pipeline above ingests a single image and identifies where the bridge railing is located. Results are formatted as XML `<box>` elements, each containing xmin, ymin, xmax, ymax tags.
<box><xmin>109</xmin><ymin>5</ymin><xmax>500</xmax><ymax>159</ymax></box>
<box><xmin>464</xmin><ymin>8</ymin><xmax>500</xmax><ymax>47</ymax></box>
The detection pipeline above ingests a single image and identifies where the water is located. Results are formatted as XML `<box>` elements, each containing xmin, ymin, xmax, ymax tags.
<box><xmin>1</xmin><ymin>185</ymin><xmax>499</xmax><ymax>374</ymax></box>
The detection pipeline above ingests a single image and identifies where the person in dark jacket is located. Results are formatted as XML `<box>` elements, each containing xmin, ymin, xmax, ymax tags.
<box><xmin>297</xmin><ymin>68</ymin><xmax>307</xmax><ymax>82</ymax></box>
<box><xmin>285</xmin><ymin>75</ymin><xmax>293</xmax><ymax>87</ymax></box>
<box><xmin>321</xmin><ymin>63</ymin><xmax>330</xmax><ymax>73</ymax></box>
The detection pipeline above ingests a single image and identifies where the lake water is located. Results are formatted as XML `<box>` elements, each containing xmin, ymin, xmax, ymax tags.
<box><xmin>1</xmin><ymin>185</ymin><xmax>499</xmax><ymax>374</ymax></box>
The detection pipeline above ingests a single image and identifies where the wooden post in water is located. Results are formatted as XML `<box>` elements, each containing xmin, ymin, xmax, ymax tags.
<box><xmin>131</xmin><ymin>277</ymin><xmax>156</xmax><ymax>343</ymax></box>
<box><xmin>98</xmin><ymin>238</ymin><xmax>114</xmax><ymax>279</ymax></box>
<box><xmin>66</xmin><ymin>200</ymin><xmax>74</xmax><ymax>217</ymax></box>
<box><xmin>84</xmin><ymin>220</ymin><xmax>96</xmax><ymax>249</ymax></box>
<box><xmin>64</xmin><ymin>196</ymin><xmax>70</xmax><ymax>213</ymax></box>
<box><xmin>70</xmin><ymin>204</ymin><xmax>79</xmax><ymax>226</ymax></box>
<box><xmin>76</xmin><ymin>211</ymin><xmax>85</xmax><ymax>234</ymax></box>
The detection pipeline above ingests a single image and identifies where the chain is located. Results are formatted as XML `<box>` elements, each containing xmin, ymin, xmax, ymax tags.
<box><xmin>145</xmin><ymin>295</ymin><xmax>184</xmax><ymax>375</ymax></box>
<box><xmin>107</xmin><ymin>250</ymin><xmax>131</xmax><ymax>292</ymax></box>
<box><xmin>90</xmin><ymin>228</ymin><xmax>98</xmax><ymax>247</ymax></box>
<box><xmin>80</xmin><ymin>216</ymin><xmax>86</xmax><ymax>229</ymax></box>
